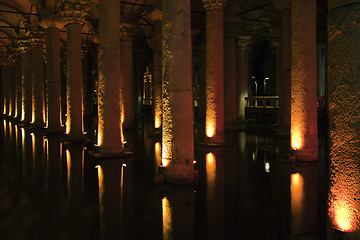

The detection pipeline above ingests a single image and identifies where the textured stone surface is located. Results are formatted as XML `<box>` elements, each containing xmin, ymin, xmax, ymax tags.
<box><xmin>46</xmin><ymin>27</ymin><xmax>62</xmax><ymax>132</ymax></box>
<box><xmin>205</xmin><ymin>7</ymin><xmax>225</xmax><ymax>143</ymax></box>
<box><xmin>328</xmin><ymin>3</ymin><xmax>360</xmax><ymax>235</ymax></box>
<box><xmin>97</xmin><ymin>0</ymin><xmax>123</xmax><ymax>153</ymax></box>
<box><xmin>66</xmin><ymin>22</ymin><xmax>83</xmax><ymax>139</ymax></box>
<box><xmin>291</xmin><ymin>0</ymin><xmax>318</xmax><ymax>161</ymax></box>
<box><xmin>162</xmin><ymin>0</ymin><xmax>194</xmax><ymax>183</ymax></box>
<box><xmin>22</xmin><ymin>51</ymin><xmax>32</xmax><ymax>123</ymax></box>
<box><xmin>31</xmin><ymin>45</ymin><xmax>45</xmax><ymax>128</ymax></box>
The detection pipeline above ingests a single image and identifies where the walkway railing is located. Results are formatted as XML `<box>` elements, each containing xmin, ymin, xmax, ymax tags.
<box><xmin>245</xmin><ymin>96</ymin><xmax>279</xmax><ymax>108</ymax></box>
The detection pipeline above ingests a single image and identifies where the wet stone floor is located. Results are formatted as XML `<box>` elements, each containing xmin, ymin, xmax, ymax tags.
<box><xmin>0</xmin><ymin>118</ymin><xmax>330</xmax><ymax>240</ymax></box>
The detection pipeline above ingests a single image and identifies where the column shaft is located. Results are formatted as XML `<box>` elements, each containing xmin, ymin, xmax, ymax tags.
<box><xmin>278</xmin><ymin>8</ymin><xmax>291</xmax><ymax>129</ymax></box>
<box><xmin>224</xmin><ymin>33</ymin><xmax>237</xmax><ymax>128</ymax></box>
<box><xmin>15</xmin><ymin>58</ymin><xmax>22</xmax><ymax>120</ymax></box>
<box><xmin>153</xmin><ymin>20</ymin><xmax>162</xmax><ymax>129</ymax></box>
<box><xmin>162</xmin><ymin>0</ymin><xmax>194</xmax><ymax>183</ymax></box>
<box><xmin>66</xmin><ymin>22</ymin><xmax>83</xmax><ymax>139</ymax></box>
<box><xmin>9</xmin><ymin>64</ymin><xmax>16</xmax><ymax>117</ymax></box>
<box><xmin>328</xmin><ymin>1</ymin><xmax>360</xmax><ymax>237</ymax></box>
<box><xmin>46</xmin><ymin>27</ymin><xmax>62</xmax><ymax>132</ymax></box>
<box><xmin>32</xmin><ymin>45</ymin><xmax>45</xmax><ymax>128</ymax></box>
<box><xmin>121</xmin><ymin>37</ymin><xmax>135</xmax><ymax>129</ymax></box>
<box><xmin>205</xmin><ymin>6</ymin><xmax>225</xmax><ymax>144</ymax></box>
<box><xmin>236</xmin><ymin>36</ymin><xmax>250</xmax><ymax>120</ymax></box>
<box><xmin>97</xmin><ymin>0</ymin><xmax>123</xmax><ymax>153</ymax></box>
<box><xmin>291</xmin><ymin>0</ymin><xmax>318</xmax><ymax>161</ymax></box>
<box><xmin>22</xmin><ymin>51</ymin><xmax>32</xmax><ymax>123</ymax></box>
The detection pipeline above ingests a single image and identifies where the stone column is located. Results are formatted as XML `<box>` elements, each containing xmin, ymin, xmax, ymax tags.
<box><xmin>42</xmin><ymin>19</ymin><xmax>64</xmax><ymax>132</ymax></box>
<box><xmin>149</xmin><ymin>9</ymin><xmax>163</xmax><ymax>130</ymax></box>
<box><xmin>97</xmin><ymin>0</ymin><xmax>124</xmax><ymax>153</ymax></box>
<box><xmin>120</xmin><ymin>23</ymin><xmax>136</xmax><ymax>129</ymax></box>
<box><xmin>62</xmin><ymin>5</ymin><xmax>85</xmax><ymax>140</ymax></box>
<box><xmin>273</xmin><ymin>0</ymin><xmax>291</xmax><ymax>134</ymax></box>
<box><xmin>15</xmin><ymin>56</ymin><xmax>22</xmax><ymax>121</ymax></box>
<box><xmin>236</xmin><ymin>35</ymin><xmax>251</xmax><ymax>121</ymax></box>
<box><xmin>162</xmin><ymin>0</ymin><xmax>194</xmax><ymax>183</ymax></box>
<box><xmin>1</xmin><ymin>64</ymin><xmax>8</xmax><ymax>116</ymax></box>
<box><xmin>224</xmin><ymin>20</ymin><xmax>237</xmax><ymax>129</ymax></box>
<box><xmin>19</xmin><ymin>40</ymin><xmax>32</xmax><ymax>124</ymax></box>
<box><xmin>8</xmin><ymin>58</ymin><xmax>17</xmax><ymax>118</ymax></box>
<box><xmin>290</xmin><ymin>0</ymin><xmax>318</xmax><ymax>161</ymax></box>
<box><xmin>328</xmin><ymin>0</ymin><xmax>360</xmax><ymax>237</ymax></box>
<box><xmin>203</xmin><ymin>0</ymin><xmax>226</xmax><ymax>144</ymax></box>
<box><xmin>31</xmin><ymin>36</ymin><xmax>46</xmax><ymax>128</ymax></box>
<box><xmin>0</xmin><ymin>64</ymin><xmax>4</xmax><ymax>115</ymax></box>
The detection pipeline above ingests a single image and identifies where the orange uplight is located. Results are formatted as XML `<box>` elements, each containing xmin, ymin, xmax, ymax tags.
<box><xmin>206</xmin><ymin>152</ymin><xmax>216</xmax><ymax>171</ymax></box>
<box><xmin>291</xmin><ymin>130</ymin><xmax>302</xmax><ymax>150</ymax></box>
<box><xmin>155</xmin><ymin>116</ymin><xmax>161</xmax><ymax>129</ymax></box>
<box><xmin>206</xmin><ymin>123</ymin><xmax>215</xmax><ymax>138</ymax></box>
<box><xmin>66</xmin><ymin>149</ymin><xmax>71</xmax><ymax>191</ymax></box>
<box><xmin>331</xmin><ymin>200</ymin><xmax>356</xmax><ymax>232</ymax></box>
<box><xmin>155</xmin><ymin>142</ymin><xmax>162</xmax><ymax>165</ymax></box>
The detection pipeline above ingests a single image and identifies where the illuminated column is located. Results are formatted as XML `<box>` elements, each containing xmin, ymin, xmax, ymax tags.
<box><xmin>15</xmin><ymin>56</ymin><xmax>22</xmax><ymax>121</ymax></box>
<box><xmin>149</xmin><ymin>8</ymin><xmax>163</xmax><ymax>130</ymax></box>
<box><xmin>273</xmin><ymin>0</ymin><xmax>291</xmax><ymax>133</ymax></box>
<box><xmin>162</xmin><ymin>0</ymin><xmax>194</xmax><ymax>183</ymax></box>
<box><xmin>3</xmin><ymin>63</ymin><xmax>10</xmax><ymax>116</ymax></box>
<box><xmin>290</xmin><ymin>0</ymin><xmax>318</xmax><ymax>161</ymax></box>
<box><xmin>31</xmin><ymin>37</ymin><xmax>46</xmax><ymax>128</ymax></box>
<box><xmin>44</xmin><ymin>21</ymin><xmax>63</xmax><ymax>132</ymax></box>
<box><xmin>8</xmin><ymin>59</ymin><xmax>16</xmax><ymax>118</ymax></box>
<box><xmin>97</xmin><ymin>0</ymin><xmax>124</xmax><ymax>153</ymax></box>
<box><xmin>62</xmin><ymin>5</ymin><xmax>85</xmax><ymax>140</ymax></box>
<box><xmin>224</xmin><ymin>20</ymin><xmax>237</xmax><ymax>128</ymax></box>
<box><xmin>0</xmin><ymin>65</ymin><xmax>4</xmax><ymax>115</ymax></box>
<box><xmin>203</xmin><ymin>0</ymin><xmax>226</xmax><ymax>144</ymax></box>
<box><xmin>236</xmin><ymin>35</ymin><xmax>251</xmax><ymax>120</ymax></box>
<box><xmin>20</xmin><ymin>44</ymin><xmax>33</xmax><ymax>124</ymax></box>
<box><xmin>328</xmin><ymin>0</ymin><xmax>360</xmax><ymax>237</ymax></box>
<box><xmin>120</xmin><ymin>23</ymin><xmax>136</xmax><ymax>129</ymax></box>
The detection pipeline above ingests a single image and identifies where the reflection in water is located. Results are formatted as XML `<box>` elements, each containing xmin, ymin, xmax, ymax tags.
<box><xmin>162</xmin><ymin>197</ymin><xmax>172</xmax><ymax>240</ymax></box>
<box><xmin>291</xmin><ymin>173</ymin><xmax>304</xmax><ymax>234</ymax></box>
<box><xmin>97</xmin><ymin>160</ymin><xmax>123</xmax><ymax>240</ymax></box>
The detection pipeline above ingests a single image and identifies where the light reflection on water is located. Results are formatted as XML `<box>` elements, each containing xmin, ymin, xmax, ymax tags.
<box><xmin>0</xmin><ymin>119</ymin><xmax>333</xmax><ymax>240</ymax></box>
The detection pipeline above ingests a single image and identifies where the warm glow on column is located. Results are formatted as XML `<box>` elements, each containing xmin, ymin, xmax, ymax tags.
<box><xmin>329</xmin><ymin>160</ymin><xmax>360</xmax><ymax>232</ymax></box>
<box><xmin>291</xmin><ymin>173</ymin><xmax>304</xmax><ymax>234</ymax></box>
<box><xmin>162</xmin><ymin>197</ymin><xmax>172</xmax><ymax>240</ymax></box>
<box><xmin>162</xmin><ymin>76</ymin><xmax>173</xmax><ymax>167</ymax></box>
<box><xmin>291</xmin><ymin>128</ymin><xmax>303</xmax><ymax>150</ymax></box>
<box><xmin>154</xmin><ymin>93</ymin><xmax>162</xmax><ymax>129</ymax></box>
<box><xmin>155</xmin><ymin>142</ymin><xmax>162</xmax><ymax>166</ymax></box>
<box><xmin>206</xmin><ymin>87</ymin><xmax>216</xmax><ymax>138</ymax></box>
<box><xmin>66</xmin><ymin>85</ymin><xmax>71</xmax><ymax>134</ymax></box>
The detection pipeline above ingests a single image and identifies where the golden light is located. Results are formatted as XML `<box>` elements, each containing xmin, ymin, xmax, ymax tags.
<box><xmin>154</xmin><ymin>115</ymin><xmax>161</xmax><ymax>129</ymax></box>
<box><xmin>162</xmin><ymin>197</ymin><xmax>172</xmax><ymax>240</ymax></box>
<box><xmin>206</xmin><ymin>152</ymin><xmax>216</xmax><ymax>189</ymax></box>
<box><xmin>155</xmin><ymin>142</ymin><xmax>162</xmax><ymax>165</ymax></box>
<box><xmin>291</xmin><ymin>129</ymin><xmax>303</xmax><ymax>150</ymax></box>
<box><xmin>97</xmin><ymin>165</ymin><xmax>104</xmax><ymax>204</ymax></box>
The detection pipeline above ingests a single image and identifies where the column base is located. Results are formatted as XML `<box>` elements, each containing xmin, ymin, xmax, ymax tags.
<box><xmin>46</xmin><ymin>126</ymin><xmax>65</xmax><ymax>135</ymax></box>
<box><xmin>290</xmin><ymin>147</ymin><xmax>318</xmax><ymax>162</ymax></box>
<box><xmin>62</xmin><ymin>133</ymin><xmax>87</xmax><ymax>143</ymax></box>
<box><xmin>327</xmin><ymin>225</ymin><xmax>360</xmax><ymax>240</ymax></box>
<box><xmin>159</xmin><ymin>162</ymin><xmax>195</xmax><ymax>184</ymax></box>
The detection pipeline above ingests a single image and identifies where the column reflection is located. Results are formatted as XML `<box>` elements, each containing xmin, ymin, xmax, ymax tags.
<box><xmin>64</xmin><ymin>143</ymin><xmax>85</xmax><ymax>240</ymax></box>
<box><xmin>46</xmin><ymin>135</ymin><xmax>64</xmax><ymax>239</ymax></box>
<box><xmin>162</xmin><ymin>186</ymin><xmax>194</xmax><ymax>240</ymax></box>
<box><xmin>97</xmin><ymin>159</ymin><xmax>123</xmax><ymax>240</ymax></box>
<box><xmin>290</xmin><ymin>163</ymin><xmax>318</xmax><ymax>236</ymax></box>
<box><xmin>206</xmin><ymin>148</ymin><xmax>224</xmax><ymax>240</ymax></box>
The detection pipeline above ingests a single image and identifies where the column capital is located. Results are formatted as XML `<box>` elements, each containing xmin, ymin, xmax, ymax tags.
<box><xmin>17</xmin><ymin>37</ymin><xmax>31</xmax><ymax>54</ymax></box>
<box><xmin>60</xmin><ymin>1</ymin><xmax>87</xmax><ymax>25</ymax></box>
<box><xmin>237</xmin><ymin>35</ymin><xmax>251</xmax><ymax>48</ymax></box>
<box><xmin>120</xmin><ymin>23</ymin><xmax>137</xmax><ymax>41</ymax></box>
<box><xmin>202</xmin><ymin>0</ymin><xmax>227</xmax><ymax>10</ymax></box>
<box><xmin>39</xmin><ymin>15</ymin><xmax>65</xmax><ymax>29</ymax></box>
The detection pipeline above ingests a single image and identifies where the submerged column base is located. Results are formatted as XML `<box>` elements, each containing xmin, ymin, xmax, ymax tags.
<box><xmin>160</xmin><ymin>162</ymin><xmax>195</xmax><ymax>184</ymax></box>
<box><xmin>291</xmin><ymin>147</ymin><xmax>318</xmax><ymax>162</ymax></box>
